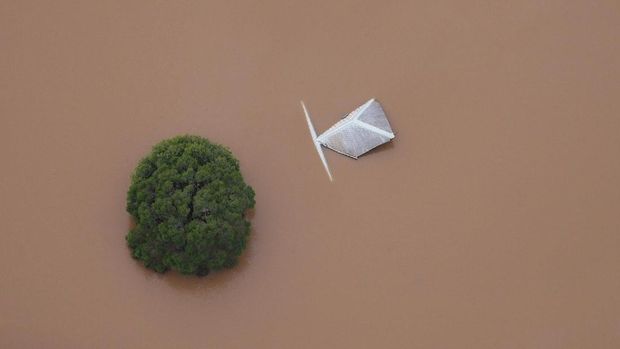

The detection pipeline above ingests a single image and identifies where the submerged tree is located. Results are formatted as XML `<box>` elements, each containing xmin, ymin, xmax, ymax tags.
<box><xmin>126</xmin><ymin>135</ymin><xmax>255</xmax><ymax>276</ymax></box>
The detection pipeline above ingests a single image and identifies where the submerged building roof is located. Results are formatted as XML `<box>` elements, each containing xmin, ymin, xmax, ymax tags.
<box><xmin>301</xmin><ymin>98</ymin><xmax>396</xmax><ymax>181</ymax></box>
<box><xmin>316</xmin><ymin>99</ymin><xmax>395</xmax><ymax>159</ymax></box>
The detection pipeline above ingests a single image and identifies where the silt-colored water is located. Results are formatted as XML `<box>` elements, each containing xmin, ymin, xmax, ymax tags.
<box><xmin>1</xmin><ymin>1</ymin><xmax>620</xmax><ymax>348</ymax></box>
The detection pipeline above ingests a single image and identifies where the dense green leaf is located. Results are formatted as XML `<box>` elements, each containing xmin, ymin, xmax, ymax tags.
<box><xmin>126</xmin><ymin>135</ymin><xmax>255</xmax><ymax>276</ymax></box>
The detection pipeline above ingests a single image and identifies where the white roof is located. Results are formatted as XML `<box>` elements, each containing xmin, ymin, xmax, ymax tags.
<box><xmin>301</xmin><ymin>98</ymin><xmax>396</xmax><ymax>181</ymax></box>
<box><xmin>316</xmin><ymin>99</ymin><xmax>395</xmax><ymax>159</ymax></box>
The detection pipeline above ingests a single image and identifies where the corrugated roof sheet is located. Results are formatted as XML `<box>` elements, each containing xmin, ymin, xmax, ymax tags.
<box><xmin>316</xmin><ymin>99</ymin><xmax>395</xmax><ymax>159</ymax></box>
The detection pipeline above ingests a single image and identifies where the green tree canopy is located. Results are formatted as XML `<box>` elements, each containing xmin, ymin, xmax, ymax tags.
<box><xmin>126</xmin><ymin>135</ymin><xmax>255</xmax><ymax>276</ymax></box>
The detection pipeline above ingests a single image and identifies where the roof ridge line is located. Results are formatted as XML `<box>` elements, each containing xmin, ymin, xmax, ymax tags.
<box><xmin>317</xmin><ymin>98</ymin><xmax>375</xmax><ymax>141</ymax></box>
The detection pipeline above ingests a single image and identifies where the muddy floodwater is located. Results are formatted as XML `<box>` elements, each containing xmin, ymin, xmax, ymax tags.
<box><xmin>2</xmin><ymin>1</ymin><xmax>620</xmax><ymax>348</ymax></box>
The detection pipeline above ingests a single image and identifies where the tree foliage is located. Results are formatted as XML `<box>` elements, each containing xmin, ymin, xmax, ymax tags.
<box><xmin>126</xmin><ymin>135</ymin><xmax>255</xmax><ymax>276</ymax></box>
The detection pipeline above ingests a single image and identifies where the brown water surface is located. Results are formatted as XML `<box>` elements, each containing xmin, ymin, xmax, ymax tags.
<box><xmin>2</xmin><ymin>1</ymin><xmax>620</xmax><ymax>348</ymax></box>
